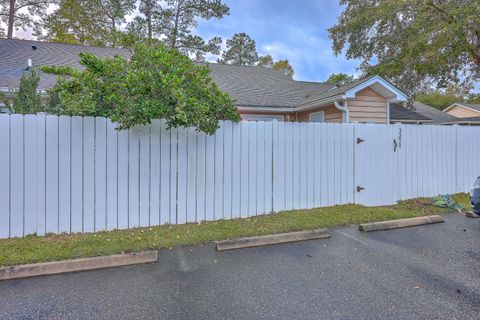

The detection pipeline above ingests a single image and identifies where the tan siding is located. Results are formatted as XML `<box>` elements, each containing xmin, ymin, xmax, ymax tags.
<box><xmin>445</xmin><ymin>106</ymin><xmax>480</xmax><ymax>118</ymax></box>
<box><xmin>295</xmin><ymin>104</ymin><xmax>343</xmax><ymax>123</ymax></box>
<box><xmin>347</xmin><ymin>87</ymin><xmax>387</xmax><ymax>124</ymax></box>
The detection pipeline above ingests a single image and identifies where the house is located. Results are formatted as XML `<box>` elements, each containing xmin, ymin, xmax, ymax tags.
<box><xmin>0</xmin><ymin>38</ymin><xmax>421</xmax><ymax>124</ymax></box>
<box><xmin>444</xmin><ymin>103</ymin><xmax>480</xmax><ymax>119</ymax></box>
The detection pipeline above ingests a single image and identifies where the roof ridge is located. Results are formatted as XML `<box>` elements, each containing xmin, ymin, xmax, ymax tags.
<box><xmin>0</xmin><ymin>38</ymin><xmax>127</xmax><ymax>51</ymax></box>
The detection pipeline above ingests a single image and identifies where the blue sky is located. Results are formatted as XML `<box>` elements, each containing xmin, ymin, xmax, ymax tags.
<box><xmin>195</xmin><ymin>0</ymin><xmax>360</xmax><ymax>82</ymax></box>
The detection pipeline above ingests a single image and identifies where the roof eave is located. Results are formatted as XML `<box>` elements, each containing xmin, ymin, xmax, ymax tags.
<box><xmin>237</xmin><ymin>106</ymin><xmax>295</xmax><ymax>113</ymax></box>
<box><xmin>295</xmin><ymin>94</ymin><xmax>345</xmax><ymax>111</ymax></box>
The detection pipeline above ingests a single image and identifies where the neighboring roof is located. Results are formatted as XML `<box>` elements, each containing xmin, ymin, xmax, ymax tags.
<box><xmin>443</xmin><ymin>102</ymin><xmax>480</xmax><ymax>114</ymax></box>
<box><xmin>389</xmin><ymin>103</ymin><xmax>431</xmax><ymax>122</ymax></box>
<box><xmin>412</xmin><ymin>102</ymin><xmax>458</xmax><ymax>123</ymax></box>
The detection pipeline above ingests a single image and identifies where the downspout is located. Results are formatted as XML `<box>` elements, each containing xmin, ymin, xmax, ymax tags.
<box><xmin>334</xmin><ymin>99</ymin><xmax>349</xmax><ymax>123</ymax></box>
<box><xmin>386</xmin><ymin>102</ymin><xmax>390</xmax><ymax>124</ymax></box>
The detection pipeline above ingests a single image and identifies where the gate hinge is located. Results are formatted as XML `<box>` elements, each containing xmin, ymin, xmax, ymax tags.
<box><xmin>357</xmin><ymin>138</ymin><xmax>364</xmax><ymax>144</ymax></box>
<box><xmin>357</xmin><ymin>186</ymin><xmax>365</xmax><ymax>192</ymax></box>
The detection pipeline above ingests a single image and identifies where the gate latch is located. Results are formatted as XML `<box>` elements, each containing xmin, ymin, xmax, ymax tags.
<box><xmin>357</xmin><ymin>137</ymin><xmax>364</xmax><ymax>144</ymax></box>
<box><xmin>357</xmin><ymin>186</ymin><xmax>365</xmax><ymax>192</ymax></box>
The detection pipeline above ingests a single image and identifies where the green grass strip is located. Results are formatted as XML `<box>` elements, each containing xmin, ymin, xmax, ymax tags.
<box><xmin>0</xmin><ymin>193</ymin><xmax>469</xmax><ymax>267</ymax></box>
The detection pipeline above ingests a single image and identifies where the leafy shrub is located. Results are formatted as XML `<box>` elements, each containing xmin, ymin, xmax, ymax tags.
<box><xmin>41</xmin><ymin>44</ymin><xmax>240</xmax><ymax>133</ymax></box>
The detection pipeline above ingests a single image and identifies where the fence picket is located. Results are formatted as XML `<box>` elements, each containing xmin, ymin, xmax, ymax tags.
<box><xmin>0</xmin><ymin>115</ymin><xmax>9</xmax><ymax>238</ymax></box>
<box><xmin>10</xmin><ymin>115</ymin><xmax>23</xmax><ymax>237</ymax></box>
<box><xmin>70</xmin><ymin>117</ymin><xmax>83</xmax><ymax>233</ymax></box>
<box><xmin>58</xmin><ymin>116</ymin><xmax>71</xmax><ymax>233</ymax></box>
<box><xmin>106</xmin><ymin>119</ymin><xmax>118</xmax><ymax>230</ymax></box>
<box><xmin>95</xmin><ymin>117</ymin><xmax>107</xmax><ymax>231</ymax></box>
<box><xmin>45</xmin><ymin>115</ymin><xmax>59</xmax><ymax>234</ymax></box>
<box><xmin>24</xmin><ymin>115</ymin><xmax>37</xmax><ymax>236</ymax></box>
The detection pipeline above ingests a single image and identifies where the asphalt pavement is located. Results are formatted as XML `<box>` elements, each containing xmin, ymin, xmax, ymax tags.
<box><xmin>1</xmin><ymin>214</ymin><xmax>479</xmax><ymax>320</ymax></box>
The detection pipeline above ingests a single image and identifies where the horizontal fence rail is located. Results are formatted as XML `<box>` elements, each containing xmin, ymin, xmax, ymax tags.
<box><xmin>0</xmin><ymin>114</ymin><xmax>479</xmax><ymax>238</ymax></box>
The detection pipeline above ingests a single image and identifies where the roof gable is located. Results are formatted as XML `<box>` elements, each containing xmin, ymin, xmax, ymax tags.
<box><xmin>444</xmin><ymin>103</ymin><xmax>480</xmax><ymax>113</ymax></box>
<box><xmin>297</xmin><ymin>75</ymin><xmax>407</xmax><ymax>109</ymax></box>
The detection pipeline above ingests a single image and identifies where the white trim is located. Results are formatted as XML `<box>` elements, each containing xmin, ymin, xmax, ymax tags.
<box><xmin>241</xmin><ymin>114</ymin><xmax>284</xmax><ymax>122</ymax></box>
<box><xmin>309</xmin><ymin>110</ymin><xmax>325</xmax><ymax>122</ymax></box>
<box><xmin>443</xmin><ymin>103</ymin><xmax>480</xmax><ymax>114</ymax></box>
<box><xmin>344</xmin><ymin>76</ymin><xmax>408</xmax><ymax>102</ymax></box>
<box><xmin>237</xmin><ymin>106</ymin><xmax>293</xmax><ymax>113</ymax></box>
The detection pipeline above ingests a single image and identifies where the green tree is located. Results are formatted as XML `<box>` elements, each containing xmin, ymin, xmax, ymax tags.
<box><xmin>416</xmin><ymin>91</ymin><xmax>460</xmax><ymax>110</ymax></box>
<box><xmin>97</xmin><ymin>0</ymin><xmax>136</xmax><ymax>47</ymax></box>
<box><xmin>257</xmin><ymin>55</ymin><xmax>274</xmax><ymax>68</ymax></box>
<box><xmin>220</xmin><ymin>33</ymin><xmax>258</xmax><ymax>66</ymax></box>
<box><xmin>417</xmin><ymin>84</ymin><xmax>480</xmax><ymax>110</ymax></box>
<box><xmin>258</xmin><ymin>54</ymin><xmax>295</xmax><ymax>78</ymax></box>
<box><xmin>1</xmin><ymin>0</ymin><xmax>56</xmax><ymax>39</ymax></box>
<box><xmin>156</xmin><ymin>0</ymin><xmax>228</xmax><ymax>61</ymax></box>
<box><xmin>328</xmin><ymin>0</ymin><xmax>480</xmax><ymax>100</ymax></box>
<box><xmin>127</xmin><ymin>0</ymin><xmax>162</xmax><ymax>43</ymax></box>
<box><xmin>128</xmin><ymin>0</ymin><xmax>228</xmax><ymax>60</ymax></box>
<box><xmin>325</xmin><ymin>73</ymin><xmax>355</xmax><ymax>86</ymax></box>
<box><xmin>4</xmin><ymin>69</ymin><xmax>43</xmax><ymax>114</ymax></box>
<box><xmin>36</xmin><ymin>0</ymin><xmax>135</xmax><ymax>47</ymax></box>
<box><xmin>41</xmin><ymin>44</ymin><xmax>240</xmax><ymax>133</ymax></box>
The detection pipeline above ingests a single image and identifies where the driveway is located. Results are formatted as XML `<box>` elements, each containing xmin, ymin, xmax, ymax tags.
<box><xmin>1</xmin><ymin>214</ymin><xmax>480</xmax><ymax>320</ymax></box>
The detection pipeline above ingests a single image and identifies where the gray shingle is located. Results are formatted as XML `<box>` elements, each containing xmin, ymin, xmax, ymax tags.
<box><xmin>412</xmin><ymin>102</ymin><xmax>458</xmax><ymax>123</ymax></box>
<box><xmin>389</xmin><ymin>103</ymin><xmax>431</xmax><ymax>122</ymax></box>
<box><xmin>202</xmin><ymin>63</ymin><xmax>335</xmax><ymax>107</ymax></box>
<box><xmin>0</xmin><ymin>39</ymin><xmax>130</xmax><ymax>91</ymax></box>
<box><xmin>0</xmin><ymin>39</ymin><xmax>338</xmax><ymax>108</ymax></box>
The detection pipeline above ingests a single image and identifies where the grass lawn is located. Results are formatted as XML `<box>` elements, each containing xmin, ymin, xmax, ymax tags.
<box><xmin>0</xmin><ymin>193</ymin><xmax>470</xmax><ymax>267</ymax></box>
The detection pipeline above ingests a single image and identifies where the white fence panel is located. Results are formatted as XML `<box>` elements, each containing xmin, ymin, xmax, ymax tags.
<box><xmin>70</xmin><ymin>116</ymin><xmax>83</xmax><ymax>233</ymax></box>
<box><xmin>95</xmin><ymin>117</ymin><xmax>107</xmax><ymax>232</ymax></box>
<box><xmin>10</xmin><ymin>115</ymin><xmax>23</xmax><ymax>237</ymax></box>
<box><xmin>24</xmin><ymin>115</ymin><xmax>38</xmax><ymax>236</ymax></box>
<box><xmin>106</xmin><ymin>119</ymin><xmax>118</xmax><ymax>230</ymax></box>
<box><xmin>58</xmin><ymin>116</ymin><xmax>71</xmax><ymax>233</ymax></box>
<box><xmin>0</xmin><ymin>115</ymin><xmax>9</xmax><ymax>238</ymax></box>
<box><xmin>45</xmin><ymin>115</ymin><xmax>59</xmax><ymax>234</ymax></box>
<box><xmin>2</xmin><ymin>114</ymin><xmax>480</xmax><ymax>238</ymax></box>
<box><xmin>150</xmin><ymin>120</ymin><xmax>161</xmax><ymax>227</ymax></box>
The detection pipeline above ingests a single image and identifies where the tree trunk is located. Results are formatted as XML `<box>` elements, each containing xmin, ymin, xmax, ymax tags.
<box><xmin>7</xmin><ymin>0</ymin><xmax>15</xmax><ymax>39</ymax></box>
<box><xmin>474</xmin><ymin>48</ymin><xmax>480</xmax><ymax>69</ymax></box>
<box><xmin>147</xmin><ymin>0</ymin><xmax>152</xmax><ymax>43</ymax></box>
<box><xmin>111</xmin><ymin>18</ymin><xmax>117</xmax><ymax>47</ymax></box>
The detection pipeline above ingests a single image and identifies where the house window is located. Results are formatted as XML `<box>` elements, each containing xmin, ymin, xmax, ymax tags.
<box><xmin>242</xmin><ymin>115</ymin><xmax>284</xmax><ymax>122</ymax></box>
<box><xmin>309</xmin><ymin>111</ymin><xmax>325</xmax><ymax>122</ymax></box>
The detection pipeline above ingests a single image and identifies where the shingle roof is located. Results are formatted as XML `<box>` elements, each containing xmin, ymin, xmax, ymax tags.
<box><xmin>202</xmin><ymin>63</ymin><xmax>335</xmax><ymax>107</ymax></box>
<box><xmin>297</xmin><ymin>76</ymin><xmax>376</xmax><ymax>107</ymax></box>
<box><xmin>0</xmin><ymin>39</ymin><xmax>130</xmax><ymax>91</ymax></box>
<box><xmin>412</xmin><ymin>102</ymin><xmax>458</xmax><ymax>123</ymax></box>
<box><xmin>389</xmin><ymin>103</ymin><xmax>431</xmax><ymax>122</ymax></box>
<box><xmin>0</xmin><ymin>39</ymin><xmax>338</xmax><ymax>108</ymax></box>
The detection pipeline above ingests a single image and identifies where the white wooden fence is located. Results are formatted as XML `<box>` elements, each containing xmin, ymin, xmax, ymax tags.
<box><xmin>0</xmin><ymin>114</ymin><xmax>479</xmax><ymax>238</ymax></box>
